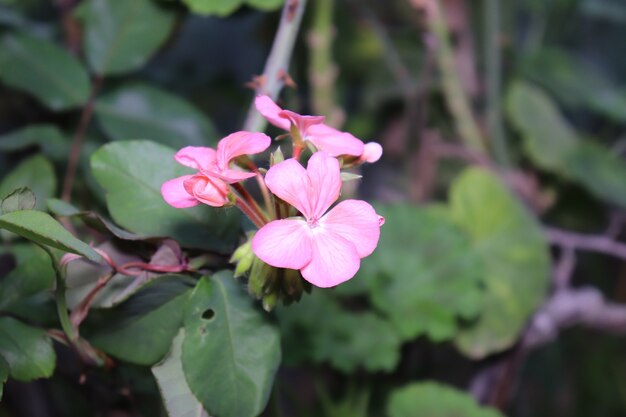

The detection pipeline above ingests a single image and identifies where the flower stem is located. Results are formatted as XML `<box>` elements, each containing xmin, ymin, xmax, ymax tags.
<box><xmin>232</xmin><ymin>183</ymin><xmax>269</xmax><ymax>224</ymax></box>
<box><xmin>41</xmin><ymin>246</ymin><xmax>77</xmax><ymax>343</ymax></box>
<box><xmin>242</xmin><ymin>0</ymin><xmax>309</xmax><ymax>132</ymax></box>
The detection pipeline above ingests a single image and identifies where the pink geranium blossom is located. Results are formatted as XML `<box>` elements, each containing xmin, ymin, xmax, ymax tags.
<box><xmin>255</xmin><ymin>95</ymin><xmax>382</xmax><ymax>162</ymax></box>
<box><xmin>161</xmin><ymin>131</ymin><xmax>270</xmax><ymax>208</ymax></box>
<box><xmin>252</xmin><ymin>152</ymin><xmax>384</xmax><ymax>287</ymax></box>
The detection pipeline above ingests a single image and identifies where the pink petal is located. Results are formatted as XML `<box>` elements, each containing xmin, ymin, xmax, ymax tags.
<box><xmin>215</xmin><ymin>169</ymin><xmax>257</xmax><ymax>184</ymax></box>
<box><xmin>361</xmin><ymin>142</ymin><xmax>383</xmax><ymax>163</ymax></box>
<box><xmin>161</xmin><ymin>175</ymin><xmax>200</xmax><ymax>208</ymax></box>
<box><xmin>300</xmin><ymin>229</ymin><xmax>360</xmax><ymax>288</ymax></box>
<box><xmin>279</xmin><ymin>110</ymin><xmax>325</xmax><ymax>135</ymax></box>
<box><xmin>174</xmin><ymin>147</ymin><xmax>217</xmax><ymax>171</ymax></box>
<box><xmin>264</xmin><ymin>158</ymin><xmax>313</xmax><ymax>217</ymax></box>
<box><xmin>306</xmin><ymin>152</ymin><xmax>341</xmax><ymax>219</ymax></box>
<box><xmin>321</xmin><ymin>200</ymin><xmax>382</xmax><ymax>258</ymax></box>
<box><xmin>307</xmin><ymin>124</ymin><xmax>365</xmax><ymax>157</ymax></box>
<box><xmin>252</xmin><ymin>219</ymin><xmax>313</xmax><ymax>269</ymax></box>
<box><xmin>255</xmin><ymin>95</ymin><xmax>290</xmax><ymax>130</ymax></box>
<box><xmin>216</xmin><ymin>131</ymin><xmax>271</xmax><ymax>171</ymax></box>
<box><xmin>182</xmin><ymin>174</ymin><xmax>229</xmax><ymax>207</ymax></box>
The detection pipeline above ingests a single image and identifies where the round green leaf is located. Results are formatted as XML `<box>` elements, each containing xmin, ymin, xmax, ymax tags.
<box><xmin>89</xmin><ymin>276</ymin><xmax>192</xmax><ymax>365</ymax></box>
<box><xmin>352</xmin><ymin>204</ymin><xmax>484</xmax><ymax>342</ymax></box>
<box><xmin>387</xmin><ymin>382</ymin><xmax>504</xmax><ymax>417</ymax></box>
<box><xmin>0</xmin><ymin>244</ymin><xmax>55</xmax><ymax>311</ymax></box>
<box><xmin>0</xmin><ymin>317</ymin><xmax>56</xmax><ymax>381</ymax></box>
<box><xmin>450</xmin><ymin>168</ymin><xmax>549</xmax><ymax>358</ymax></box>
<box><xmin>75</xmin><ymin>0</ymin><xmax>175</xmax><ymax>75</ymax></box>
<box><xmin>182</xmin><ymin>0</ymin><xmax>244</xmax><ymax>16</ymax></box>
<box><xmin>95</xmin><ymin>83</ymin><xmax>218</xmax><ymax>148</ymax></box>
<box><xmin>152</xmin><ymin>330</ymin><xmax>209</xmax><ymax>417</ymax></box>
<box><xmin>0</xmin><ymin>210</ymin><xmax>103</xmax><ymax>263</ymax></box>
<box><xmin>0</xmin><ymin>155</ymin><xmax>56</xmax><ymax>211</ymax></box>
<box><xmin>0</xmin><ymin>32</ymin><xmax>89</xmax><ymax>110</ymax></box>
<box><xmin>246</xmin><ymin>0</ymin><xmax>284</xmax><ymax>11</ymax></box>
<box><xmin>182</xmin><ymin>272</ymin><xmax>281</xmax><ymax>417</ymax></box>
<box><xmin>90</xmin><ymin>140</ymin><xmax>239</xmax><ymax>252</ymax></box>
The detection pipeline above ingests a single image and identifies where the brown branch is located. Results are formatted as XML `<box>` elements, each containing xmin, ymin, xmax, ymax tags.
<box><xmin>545</xmin><ymin>227</ymin><xmax>626</xmax><ymax>261</ymax></box>
<box><xmin>62</xmin><ymin>76</ymin><xmax>103</xmax><ymax>202</ymax></box>
<box><xmin>54</xmin><ymin>0</ymin><xmax>81</xmax><ymax>55</ymax></box>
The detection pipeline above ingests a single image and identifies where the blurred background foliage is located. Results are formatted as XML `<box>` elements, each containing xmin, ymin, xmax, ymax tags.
<box><xmin>1</xmin><ymin>0</ymin><xmax>626</xmax><ymax>416</ymax></box>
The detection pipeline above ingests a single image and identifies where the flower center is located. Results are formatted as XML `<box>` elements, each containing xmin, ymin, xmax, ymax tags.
<box><xmin>307</xmin><ymin>217</ymin><xmax>320</xmax><ymax>228</ymax></box>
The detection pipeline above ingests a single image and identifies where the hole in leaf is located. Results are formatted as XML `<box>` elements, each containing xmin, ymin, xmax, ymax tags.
<box><xmin>202</xmin><ymin>309</ymin><xmax>215</xmax><ymax>320</ymax></box>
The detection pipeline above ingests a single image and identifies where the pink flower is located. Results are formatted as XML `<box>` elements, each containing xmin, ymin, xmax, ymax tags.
<box><xmin>255</xmin><ymin>95</ymin><xmax>382</xmax><ymax>162</ymax></box>
<box><xmin>161</xmin><ymin>131</ymin><xmax>271</xmax><ymax>208</ymax></box>
<box><xmin>252</xmin><ymin>152</ymin><xmax>384</xmax><ymax>288</ymax></box>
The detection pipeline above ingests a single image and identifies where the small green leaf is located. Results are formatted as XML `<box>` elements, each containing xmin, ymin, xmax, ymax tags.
<box><xmin>0</xmin><ymin>125</ymin><xmax>69</xmax><ymax>161</ymax></box>
<box><xmin>90</xmin><ymin>276</ymin><xmax>192</xmax><ymax>365</ymax></box>
<box><xmin>91</xmin><ymin>140</ymin><xmax>239</xmax><ymax>252</ymax></box>
<box><xmin>0</xmin><ymin>210</ymin><xmax>102</xmax><ymax>263</ymax></box>
<box><xmin>277</xmin><ymin>291</ymin><xmax>402</xmax><ymax>373</ymax></box>
<box><xmin>507</xmin><ymin>81</ymin><xmax>626</xmax><ymax>208</ymax></box>
<box><xmin>387</xmin><ymin>382</ymin><xmax>505</xmax><ymax>417</ymax></box>
<box><xmin>0</xmin><ymin>32</ymin><xmax>89</xmax><ymax>110</ymax></box>
<box><xmin>76</xmin><ymin>0</ymin><xmax>175</xmax><ymax>75</ymax></box>
<box><xmin>152</xmin><ymin>330</ymin><xmax>209</xmax><ymax>417</ymax></box>
<box><xmin>450</xmin><ymin>168</ymin><xmax>549</xmax><ymax>358</ymax></box>
<box><xmin>0</xmin><ymin>155</ymin><xmax>56</xmax><ymax>211</ymax></box>
<box><xmin>182</xmin><ymin>0</ymin><xmax>244</xmax><ymax>16</ymax></box>
<box><xmin>0</xmin><ymin>317</ymin><xmax>56</xmax><ymax>381</ymax></box>
<box><xmin>0</xmin><ymin>355</ymin><xmax>8</xmax><ymax>401</ymax></box>
<box><xmin>182</xmin><ymin>272</ymin><xmax>281</xmax><ymax>417</ymax></box>
<box><xmin>1</xmin><ymin>187</ymin><xmax>36</xmax><ymax>214</ymax></box>
<box><xmin>246</xmin><ymin>0</ymin><xmax>284</xmax><ymax>10</ymax></box>
<box><xmin>95</xmin><ymin>83</ymin><xmax>218</xmax><ymax>148</ymax></box>
<box><xmin>0</xmin><ymin>244</ymin><xmax>55</xmax><ymax>310</ymax></box>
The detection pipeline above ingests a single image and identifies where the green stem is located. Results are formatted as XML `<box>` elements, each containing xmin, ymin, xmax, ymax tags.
<box><xmin>428</xmin><ymin>0</ymin><xmax>487</xmax><ymax>154</ymax></box>
<box><xmin>484</xmin><ymin>0</ymin><xmax>511</xmax><ymax>167</ymax></box>
<box><xmin>307</xmin><ymin>0</ymin><xmax>340</xmax><ymax>124</ymax></box>
<box><xmin>40</xmin><ymin>246</ymin><xmax>76</xmax><ymax>343</ymax></box>
<box><xmin>242</xmin><ymin>0</ymin><xmax>309</xmax><ymax>132</ymax></box>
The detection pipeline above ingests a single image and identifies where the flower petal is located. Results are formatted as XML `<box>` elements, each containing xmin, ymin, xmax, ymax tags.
<box><xmin>306</xmin><ymin>152</ymin><xmax>341</xmax><ymax>219</ymax></box>
<box><xmin>361</xmin><ymin>142</ymin><xmax>383</xmax><ymax>163</ymax></box>
<box><xmin>255</xmin><ymin>95</ymin><xmax>290</xmax><ymax>130</ymax></box>
<box><xmin>300</xmin><ymin>228</ymin><xmax>360</xmax><ymax>288</ymax></box>
<box><xmin>215</xmin><ymin>169</ymin><xmax>257</xmax><ymax>184</ymax></box>
<box><xmin>279</xmin><ymin>110</ymin><xmax>325</xmax><ymax>134</ymax></box>
<box><xmin>161</xmin><ymin>175</ymin><xmax>199</xmax><ymax>208</ymax></box>
<box><xmin>174</xmin><ymin>146</ymin><xmax>217</xmax><ymax>171</ymax></box>
<box><xmin>307</xmin><ymin>124</ymin><xmax>365</xmax><ymax>157</ymax></box>
<box><xmin>252</xmin><ymin>219</ymin><xmax>313</xmax><ymax>269</ymax></box>
<box><xmin>183</xmin><ymin>174</ymin><xmax>229</xmax><ymax>207</ymax></box>
<box><xmin>264</xmin><ymin>158</ymin><xmax>312</xmax><ymax>217</ymax></box>
<box><xmin>216</xmin><ymin>131</ymin><xmax>271</xmax><ymax>171</ymax></box>
<box><xmin>321</xmin><ymin>200</ymin><xmax>383</xmax><ymax>258</ymax></box>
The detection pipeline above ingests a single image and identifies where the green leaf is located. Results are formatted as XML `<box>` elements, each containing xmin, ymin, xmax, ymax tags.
<box><xmin>387</xmin><ymin>382</ymin><xmax>505</xmax><ymax>417</ymax></box>
<box><xmin>0</xmin><ymin>317</ymin><xmax>56</xmax><ymax>381</ymax></box>
<box><xmin>1</xmin><ymin>187</ymin><xmax>36</xmax><ymax>214</ymax></box>
<box><xmin>350</xmin><ymin>204</ymin><xmax>484</xmax><ymax>342</ymax></box>
<box><xmin>0</xmin><ymin>355</ymin><xmax>8</xmax><ymax>401</ymax></box>
<box><xmin>95</xmin><ymin>83</ymin><xmax>218</xmax><ymax>148</ymax></box>
<box><xmin>182</xmin><ymin>0</ymin><xmax>244</xmax><ymax>16</ymax></box>
<box><xmin>277</xmin><ymin>290</ymin><xmax>402</xmax><ymax>373</ymax></box>
<box><xmin>450</xmin><ymin>168</ymin><xmax>549</xmax><ymax>358</ymax></box>
<box><xmin>0</xmin><ymin>155</ymin><xmax>56</xmax><ymax>211</ymax></box>
<box><xmin>0</xmin><ymin>32</ymin><xmax>89</xmax><ymax>110</ymax></box>
<box><xmin>507</xmin><ymin>81</ymin><xmax>626</xmax><ymax>208</ymax></box>
<box><xmin>76</xmin><ymin>0</ymin><xmax>175</xmax><ymax>75</ymax></box>
<box><xmin>90</xmin><ymin>140</ymin><xmax>239</xmax><ymax>252</ymax></box>
<box><xmin>0</xmin><ymin>125</ymin><xmax>69</xmax><ymax>161</ymax></box>
<box><xmin>90</xmin><ymin>276</ymin><xmax>192</xmax><ymax>365</ymax></box>
<box><xmin>182</xmin><ymin>272</ymin><xmax>281</xmax><ymax>417</ymax></box>
<box><xmin>245</xmin><ymin>0</ymin><xmax>284</xmax><ymax>11</ymax></box>
<box><xmin>0</xmin><ymin>244</ymin><xmax>55</xmax><ymax>311</ymax></box>
<box><xmin>0</xmin><ymin>210</ymin><xmax>103</xmax><ymax>263</ymax></box>
<box><xmin>152</xmin><ymin>330</ymin><xmax>209</xmax><ymax>417</ymax></box>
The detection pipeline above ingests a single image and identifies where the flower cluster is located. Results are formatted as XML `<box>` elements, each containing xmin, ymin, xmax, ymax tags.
<box><xmin>161</xmin><ymin>96</ymin><xmax>384</xmax><ymax>307</ymax></box>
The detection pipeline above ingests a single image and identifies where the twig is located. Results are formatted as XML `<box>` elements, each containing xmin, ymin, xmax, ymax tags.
<box><xmin>410</xmin><ymin>0</ymin><xmax>487</xmax><ymax>154</ymax></box>
<box><xmin>545</xmin><ymin>227</ymin><xmax>626</xmax><ymax>261</ymax></box>
<box><xmin>54</xmin><ymin>0</ymin><xmax>81</xmax><ymax>55</ymax></box>
<box><xmin>242</xmin><ymin>0</ymin><xmax>308</xmax><ymax>132</ymax></box>
<box><xmin>62</xmin><ymin>76</ymin><xmax>103</xmax><ymax>202</ymax></box>
<box><xmin>484</xmin><ymin>0</ymin><xmax>511</xmax><ymax>167</ymax></box>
